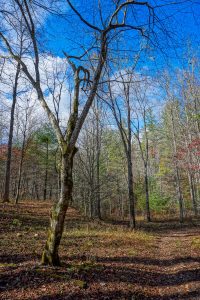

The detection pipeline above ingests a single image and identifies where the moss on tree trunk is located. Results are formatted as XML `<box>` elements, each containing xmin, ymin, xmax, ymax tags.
<box><xmin>41</xmin><ymin>152</ymin><xmax>74</xmax><ymax>266</ymax></box>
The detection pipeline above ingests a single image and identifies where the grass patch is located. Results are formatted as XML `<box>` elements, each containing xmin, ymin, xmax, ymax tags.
<box><xmin>0</xmin><ymin>263</ymin><xmax>17</xmax><ymax>268</ymax></box>
<box><xmin>64</xmin><ymin>228</ymin><xmax>153</xmax><ymax>242</ymax></box>
<box><xmin>12</xmin><ymin>218</ymin><xmax>22</xmax><ymax>227</ymax></box>
<box><xmin>175</xmin><ymin>240</ymin><xmax>182</xmax><ymax>248</ymax></box>
<box><xmin>191</xmin><ymin>237</ymin><xmax>200</xmax><ymax>249</ymax></box>
<box><xmin>67</xmin><ymin>261</ymin><xmax>103</xmax><ymax>273</ymax></box>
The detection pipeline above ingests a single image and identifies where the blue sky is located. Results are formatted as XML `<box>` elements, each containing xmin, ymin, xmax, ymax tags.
<box><xmin>41</xmin><ymin>0</ymin><xmax>200</xmax><ymax>76</ymax></box>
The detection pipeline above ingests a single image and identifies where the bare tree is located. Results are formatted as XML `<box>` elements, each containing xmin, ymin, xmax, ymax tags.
<box><xmin>0</xmin><ymin>0</ymin><xmax>153</xmax><ymax>265</ymax></box>
<box><xmin>131</xmin><ymin>78</ymin><xmax>154</xmax><ymax>222</ymax></box>
<box><xmin>106</xmin><ymin>70</ymin><xmax>136</xmax><ymax>228</ymax></box>
<box><xmin>163</xmin><ymin>75</ymin><xmax>185</xmax><ymax>222</ymax></box>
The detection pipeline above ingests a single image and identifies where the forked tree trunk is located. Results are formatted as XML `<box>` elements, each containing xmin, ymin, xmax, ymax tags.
<box><xmin>41</xmin><ymin>151</ymin><xmax>75</xmax><ymax>266</ymax></box>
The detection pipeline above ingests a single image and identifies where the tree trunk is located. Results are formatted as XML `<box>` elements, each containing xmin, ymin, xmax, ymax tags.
<box><xmin>171</xmin><ymin>108</ymin><xmax>184</xmax><ymax>223</ymax></box>
<box><xmin>35</xmin><ymin>183</ymin><xmax>40</xmax><ymax>200</ymax></box>
<box><xmin>143</xmin><ymin>109</ymin><xmax>151</xmax><ymax>222</ymax></box>
<box><xmin>185</xmin><ymin>108</ymin><xmax>198</xmax><ymax>216</ymax></box>
<box><xmin>15</xmin><ymin>127</ymin><xmax>27</xmax><ymax>205</ymax></box>
<box><xmin>43</xmin><ymin>140</ymin><xmax>49</xmax><ymax>201</ymax></box>
<box><xmin>3</xmin><ymin>62</ymin><xmax>20</xmax><ymax>203</ymax></box>
<box><xmin>89</xmin><ymin>190</ymin><xmax>94</xmax><ymax>219</ymax></box>
<box><xmin>175</xmin><ymin>167</ymin><xmax>184</xmax><ymax>223</ymax></box>
<box><xmin>95</xmin><ymin>151</ymin><xmax>101</xmax><ymax>219</ymax></box>
<box><xmin>127</xmin><ymin>92</ymin><xmax>136</xmax><ymax>229</ymax></box>
<box><xmin>144</xmin><ymin>167</ymin><xmax>151</xmax><ymax>222</ymax></box>
<box><xmin>41</xmin><ymin>151</ymin><xmax>74</xmax><ymax>266</ymax></box>
<box><xmin>15</xmin><ymin>150</ymin><xmax>24</xmax><ymax>204</ymax></box>
<box><xmin>188</xmin><ymin>172</ymin><xmax>198</xmax><ymax>216</ymax></box>
<box><xmin>95</xmin><ymin>98</ymin><xmax>101</xmax><ymax>219</ymax></box>
<box><xmin>127</xmin><ymin>154</ymin><xmax>136</xmax><ymax>229</ymax></box>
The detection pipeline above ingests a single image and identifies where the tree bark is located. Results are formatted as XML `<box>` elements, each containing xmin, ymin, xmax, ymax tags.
<box><xmin>41</xmin><ymin>151</ymin><xmax>75</xmax><ymax>266</ymax></box>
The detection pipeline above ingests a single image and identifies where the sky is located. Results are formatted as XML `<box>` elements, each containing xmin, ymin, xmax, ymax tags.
<box><xmin>41</xmin><ymin>0</ymin><xmax>200</xmax><ymax>75</ymax></box>
<box><xmin>1</xmin><ymin>0</ymin><xmax>200</xmax><ymax>138</ymax></box>
<box><xmin>41</xmin><ymin>0</ymin><xmax>200</xmax><ymax>130</ymax></box>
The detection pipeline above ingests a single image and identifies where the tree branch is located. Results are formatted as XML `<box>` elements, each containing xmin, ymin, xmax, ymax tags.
<box><xmin>0</xmin><ymin>31</ymin><xmax>65</xmax><ymax>148</ymax></box>
<box><xmin>66</xmin><ymin>0</ymin><xmax>101</xmax><ymax>32</ymax></box>
<box><xmin>108</xmin><ymin>0</ymin><xmax>153</xmax><ymax>27</ymax></box>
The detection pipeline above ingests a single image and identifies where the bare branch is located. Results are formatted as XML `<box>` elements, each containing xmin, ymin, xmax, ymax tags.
<box><xmin>0</xmin><ymin>31</ymin><xmax>65</xmax><ymax>148</ymax></box>
<box><xmin>108</xmin><ymin>0</ymin><xmax>153</xmax><ymax>27</ymax></box>
<box><xmin>63</xmin><ymin>51</ymin><xmax>77</xmax><ymax>73</ymax></box>
<box><xmin>66</xmin><ymin>0</ymin><xmax>101</xmax><ymax>32</ymax></box>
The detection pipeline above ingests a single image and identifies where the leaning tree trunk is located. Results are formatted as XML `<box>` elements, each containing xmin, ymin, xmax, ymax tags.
<box><xmin>41</xmin><ymin>151</ymin><xmax>75</xmax><ymax>266</ymax></box>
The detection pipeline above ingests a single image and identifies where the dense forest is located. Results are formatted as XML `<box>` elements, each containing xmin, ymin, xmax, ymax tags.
<box><xmin>0</xmin><ymin>1</ymin><xmax>200</xmax><ymax>299</ymax></box>
<box><xmin>1</xmin><ymin>64</ymin><xmax>200</xmax><ymax>221</ymax></box>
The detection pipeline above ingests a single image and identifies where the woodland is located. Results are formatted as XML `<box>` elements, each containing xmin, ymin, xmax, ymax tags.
<box><xmin>0</xmin><ymin>1</ymin><xmax>200</xmax><ymax>299</ymax></box>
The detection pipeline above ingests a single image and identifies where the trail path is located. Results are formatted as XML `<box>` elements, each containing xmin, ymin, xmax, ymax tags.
<box><xmin>145</xmin><ymin>228</ymin><xmax>200</xmax><ymax>299</ymax></box>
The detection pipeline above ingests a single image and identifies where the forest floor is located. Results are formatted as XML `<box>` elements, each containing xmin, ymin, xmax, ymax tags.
<box><xmin>0</xmin><ymin>201</ymin><xmax>200</xmax><ymax>300</ymax></box>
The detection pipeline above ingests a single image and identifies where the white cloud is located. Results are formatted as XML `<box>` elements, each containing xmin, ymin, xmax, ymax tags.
<box><xmin>0</xmin><ymin>54</ymin><xmax>73</xmax><ymax>124</ymax></box>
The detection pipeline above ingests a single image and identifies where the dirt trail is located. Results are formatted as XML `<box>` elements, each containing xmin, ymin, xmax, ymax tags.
<box><xmin>148</xmin><ymin>228</ymin><xmax>200</xmax><ymax>299</ymax></box>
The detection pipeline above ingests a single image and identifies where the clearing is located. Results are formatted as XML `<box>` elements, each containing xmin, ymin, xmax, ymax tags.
<box><xmin>0</xmin><ymin>201</ymin><xmax>200</xmax><ymax>299</ymax></box>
